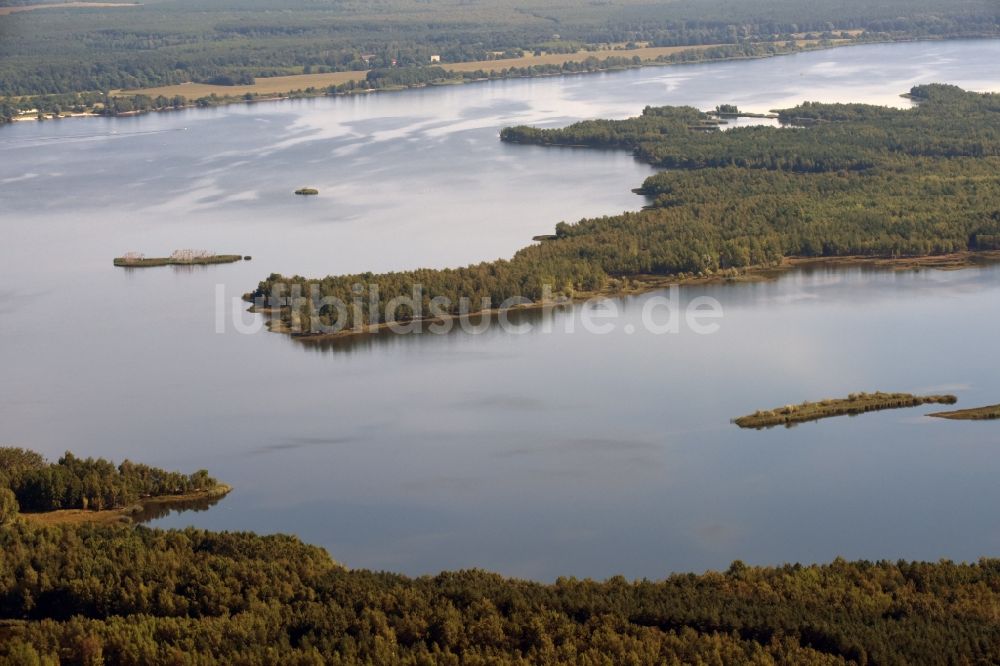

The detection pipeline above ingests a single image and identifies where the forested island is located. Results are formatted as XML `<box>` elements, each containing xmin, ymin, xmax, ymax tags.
<box><xmin>1</xmin><ymin>0</ymin><xmax>999</xmax><ymax>123</ymax></box>
<box><xmin>0</xmin><ymin>447</ymin><xmax>228</xmax><ymax>523</ymax></box>
<box><xmin>733</xmin><ymin>392</ymin><xmax>958</xmax><ymax>429</ymax></box>
<box><xmin>248</xmin><ymin>84</ymin><xmax>1000</xmax><ymax>337</ymax></box>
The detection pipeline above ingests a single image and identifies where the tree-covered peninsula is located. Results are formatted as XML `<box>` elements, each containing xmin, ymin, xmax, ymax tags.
<box><xmin>249</xmin><ymin>84</ymin><xmax>1000</xmax><ymax>335</ymax></box>
<box><xmin>0</xmin><ymin>446</ymin><xmax>224</xmax><ymax>516</ymax></box>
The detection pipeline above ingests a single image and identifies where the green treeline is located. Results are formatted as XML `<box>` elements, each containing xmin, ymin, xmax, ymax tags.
<box><xmin>0</xmin><ymin>99</ymin><xmax>15</xmax><ymax>123</ymax></box>
<box><xmin>2</xmin><ymin>520</ymin><xmax>1000</xmax><ymax>663</ymax></box>
<box><xmin>0</xmin><ymin>447</ymin><xmax>217</xmax><ymax>512</ymax></box>
<box><xmin>0</xmin><ymin>43</ymin><xmax>841</xmax><ymax>123</ymax></box>
<box><xmin>501</xmin><ymin>84</ymin><xmax>999</xmax><ymax>170</ymax></box>
<box><xmin>365</xmin><ymin>66</ymin><xmax>454</xmax><ymax>87</ymax></box>
<box><xmin>0</xmin><ymin>43</ymin><xmax>822</xmax><ymax>123</ymax></box>
<box><xmin>250</xmin><ymin>84</ymin><xmax>1000</xmax><ymax>334</ymax></box>
<box><xmin>0</xmin><ymin>0</ymin><xmax>997</xmax><ymax>99</ymax></box>
<box><xmin>0</xmin><ymin>91</ymin><xmax>190</xmax><ymax>122</ymax></box>
<box><xmin>301</xmin><ymin>54</ymin><xmax>660</xmax><ymax>96</ymax></box>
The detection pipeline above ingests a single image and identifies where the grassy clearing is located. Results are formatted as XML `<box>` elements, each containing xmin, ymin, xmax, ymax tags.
<box><xmin>116</xmin><ymin>44</ymin><xmax>726</xmax><ymax>98</ymax></box>
<box><xmin>117</xmin><ymin>40</ymin><xmax>858</xmax><ymax>100</ymax></box>
<box><xmin>734</xmin><ymin>392</ymin><xmax>958</xmax><ymax>429</ymax></box>
<box><xmin>442</xmin><ymin>44</ymin><xmax>715</xmax><ymax>72</ymax></box>
<box><xmin>122</xmin><ymin>72</ymin><xmax>365</xmax><ymax>99</ymax></box>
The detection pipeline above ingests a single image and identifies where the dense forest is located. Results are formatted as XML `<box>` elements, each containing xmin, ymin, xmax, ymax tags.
<box><xmin>0</xmin><ymin>447</ymin><xmax>217</xmax><ymax>513</ymax></box>
<box><xmin>500</xmin><ymin>84</ymin><xmax>1000</xmax><ymax>170</ymax></box>
<box><xmin>2</xmin><ymin>518</ymin><xmax>1000</xmax><ymax>663</ymax></box>
<box><xmin>249</xmin><ymin>84</ymin><xmax>1000</xmax><ymax>334</ymax></box>
<box><xmin>0</xmin><ymin>0</ymin><xmax>997</xmax><ymax>103</ymax></box>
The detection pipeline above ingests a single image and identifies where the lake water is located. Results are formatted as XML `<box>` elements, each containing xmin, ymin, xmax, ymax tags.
<box><xmin>2</xmin><ymin>39</ymin><xmax>999</xmax><ymax>580</ymax></box>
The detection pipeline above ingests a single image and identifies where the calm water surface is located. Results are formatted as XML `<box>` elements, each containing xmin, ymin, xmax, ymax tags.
<box><xmin>2</xmin><ymin>40</ymin><xmax>999</xmax><ymax>580</ymax></box>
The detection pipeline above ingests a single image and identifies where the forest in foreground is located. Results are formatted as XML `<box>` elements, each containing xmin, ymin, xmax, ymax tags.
<box><xmin>250</xmin><ymin>84</ymin><xmax>1000</xmax><ymax>335</ymax></box>
<box><xmin>4</xmin><ymin>448</ymin><xmax>998</xmax><ymax>663</ymax></box>
<box><xmin>2</xmin><ymin>516</ymin><xmax>1000</xmax><ymax>664</ymax></box>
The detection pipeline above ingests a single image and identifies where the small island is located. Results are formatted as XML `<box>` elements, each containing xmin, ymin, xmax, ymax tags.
<box><xmin>114</xmin><ymin>250</ymin><xmax>243</xmax><ymax>267</ymax></box>
<box><xmin>928</xmin><ymin>404</ymin><xmax>1000</xmax><ymax>421</ymax></box>
<box><xmin>0</xmin><ymin>446</ymin><xmax>231</xmax><ymax>526</ymax></box>
<box><xmin>709</xmin><ymin>104</ymin><xmax>775</xmax><ymax>119</ymax></box>
<box><xmin>733</xmin><ymin>392</ymin><xmax>958</xmax><ymax>429</ymax></box>
<box><xmin>295</xmin><ymin>187</ymin><xmax>319</xmax><ymax>195</ymax></box>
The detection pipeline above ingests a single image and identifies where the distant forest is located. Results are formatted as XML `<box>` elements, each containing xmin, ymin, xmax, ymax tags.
<box><xmin>2</xmin><ymin>518</ymin><xmax>1000</xmax><ymax>664</ymax></box>
<box><xmin>0</xmin><ymin>0</ymin><xmax>997</xmax><ymax>99</ymax></box>
<box><xmin>251</xmin><ymin>84</ymin><xmax>1000</xmax><ymax>334</ymax></box>
<box><xmin>0</xmin><ymin>42</ymin><xmax>815</xmax><ymax>121</ymax></box>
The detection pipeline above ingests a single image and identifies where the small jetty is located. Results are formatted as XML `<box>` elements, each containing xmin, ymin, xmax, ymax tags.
<box><xmin>928</xmin><ymin>404</ymin><xmax>1000</xmax><ymax>421</ymax></box>
<box><xmin>295</xmin><ymin>188</ymin><xmax>319</xmax><ymax>196</ymax></box>
<box><xmin>733</xmin><ymin>392</ymin><xmax>958</xmax><ymax>429</ymax></box>
<box><xmin>114</xmin><ymin>250</ymin><xmax>243</xmax><ymax>267</ymax></box>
